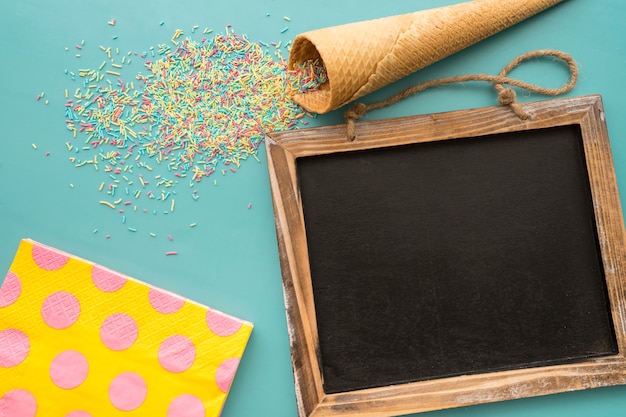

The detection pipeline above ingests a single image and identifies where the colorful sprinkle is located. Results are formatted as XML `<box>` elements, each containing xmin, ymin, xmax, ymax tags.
<box><xmin>64</xmin><ymin>26</ymin><xmax>312</xmax><ymax>225</ymax></box>
<box><xmin>288</xmin><ymin>59</ymin><xmax>328</xmax><ymax>94</ymax></box>
<box><xmin>99</xmin><ymin>201</ymin><xmax>116</xmax><ymax>209</ymax></box>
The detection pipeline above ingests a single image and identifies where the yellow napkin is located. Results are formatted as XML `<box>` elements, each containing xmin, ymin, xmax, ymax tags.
<box><xmin>0</xmin><ymin>239</ymin><xmax>253</xmax><ymax>417</ymax></box>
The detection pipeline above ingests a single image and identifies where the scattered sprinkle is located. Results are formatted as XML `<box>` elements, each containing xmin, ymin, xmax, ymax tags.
<box><xmin>165</xmin><ymin>251</ymin><xmax>178</xmax><ymax>256</ymax></box>
<box><xmin>247</xmin><ymin>203</ymin><xmax>252</xmax><ymax>209</ymax></box>
<box><xmin>160</xmin><ymin>20</ymin><xmax>165</xmax><ymax>26</ymax></box>
<box><xmin>108</xmin><ymin>19</ymin><xmax>116</xmax><ymax>26</ymax></box>
<box><xmin>171</xmin><ymin>29</ymin><xmax>184</xmax><ymax>44</ymax></box>
<box><xmin>31</xmin><ymin>144</ymin><xmax>38</xmax><ymax>150</ymax></box>
<box><xmin>189</xmin><ymin>223</ymin><xmax>197</xmax><ymax>227</ymax></box>
<box><xmin>128</xmin><ymin>227</ymin><xmax>137</xmax><ymax>232</ymax></box>
<box><xmin>64</xmin><ymin>26</ymin><xmax>311</xmax><ymax>215</ymax></box>
<box><xmin>283</xmin><ymin>16</ymin><xmax>291</xmax><ymax>22</ymax></box>
<box><xmin>280</xmin><ymin>26</ymin><xmax>289</xmax><ymax>34</ymax></box>
<box><xmin>288</xmin><ymin>59</ymin><xmax>328</xmax><ymax>94</ymax></box>
<box><xmin>99</xmin><ymin>200</ymin><xmax>116</xmax><ymax>209</ymax></box>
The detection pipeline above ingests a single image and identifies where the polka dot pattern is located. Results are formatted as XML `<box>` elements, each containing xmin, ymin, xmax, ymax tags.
<box><xmin>149</xmin><ymin>288</ymin><xmax>185</xmax><ymax>314</ymax></box>
<box><xmin>109</xmin><ymin>372</ymin><xmax>147</xmax><ymax>411</ymax></box>
<box><xmin>168</xmin><ymin>394</ymin><xmax>206</xmax><ymax>417</ymax></box>
<box><xmin>2</xmin><ymin>239</ymin><xmax>253</xmax><ymax>416</ymax></box>
<box><xmin>216</xmin><ymin>358</ymin><xmax>240</xmax><ymax>393</ymax></box>
<box><xmin>32</xmin><ymin>243</ymin><xmax>69</xmax><ymax>270</ymax></box>
<box><xmin>41</xmin><ymin>291</ymin><xmax>80</xmax><ymax>329</ymax></box>
<box><xmin>50</xmin><ymin>350</ymin><xmax>89</xmax><ymax>389</ymax></box>
<box><xmin>207</xmin><ymin>309</ymin><xmax>243</xmax><ymax>337</ymax></box>
<box><xmin>100</xmin><ymin>313</ymin><xmax>138</xmax><ymax>351</ymax></box>
<box><xmin>0</xmin><ymin>329</ymin><xmax>30</xmax><ymax>368</ymax></box>
<box><xmin>91</xmin><ymin>265</ymin><xmax>127</xmax><ymax>293</ymax></box>
<box><xmin>0</xmin><ymin>271</ymin><xmax>22</xmax><ymax>307</ymax></box>
<box><xmin>0</xmin><ymin>389</ymin><xmax>37</xmax><ymax>417</ymax></box>
<box><xmin>158</xmin><ymin>335</ymin><xmax>196</xmax><ymax>373</ymax></box>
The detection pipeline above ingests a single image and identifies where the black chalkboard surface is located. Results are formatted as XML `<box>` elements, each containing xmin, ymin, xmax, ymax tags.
<box><xmin>298</xmin><ymin>125</ymin><xmax>617</xmax><ymax>393</ymax></box>
<box><xmin>266</xmin><ymin>95</ymin><xmax>626</xmax><ymax>417</ymax></box>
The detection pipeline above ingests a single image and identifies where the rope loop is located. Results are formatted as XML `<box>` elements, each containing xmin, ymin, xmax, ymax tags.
<box><xmin>344</xmin><ymin>49</ymin><xmax>577</xmax><ymax>141</ymax></box>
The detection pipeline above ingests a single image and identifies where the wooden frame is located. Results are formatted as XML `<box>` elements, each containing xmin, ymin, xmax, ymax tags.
<box><xmin>265</xmin><ymin>95</ymin><xmax>626</xmax><ymax>417</ymax></box>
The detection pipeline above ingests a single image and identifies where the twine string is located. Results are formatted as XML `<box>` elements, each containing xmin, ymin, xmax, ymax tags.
<box><xmin>344</xmin><ymin>50</ymin><xmax>578</xmax><ymax>141</ymax></box>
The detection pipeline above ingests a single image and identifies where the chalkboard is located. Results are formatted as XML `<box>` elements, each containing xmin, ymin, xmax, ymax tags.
<box><xmin>298</xmin><ymin>124</ymin><xmax>617</xmax><ymax>393</ymax></box>
<box><xmin>266</xmin><ymin>95</ymin><xmax>626</xmax><ymax>417</ymax></box>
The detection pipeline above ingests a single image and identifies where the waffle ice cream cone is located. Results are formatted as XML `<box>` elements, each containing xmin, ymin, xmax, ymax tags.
<box><xmin>288</xmin><ymin>0</ymin><xmax>565</xmax><ymax>114</ymax></box>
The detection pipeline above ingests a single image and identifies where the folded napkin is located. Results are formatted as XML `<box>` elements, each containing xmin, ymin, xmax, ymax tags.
<box><xmin>0</xmin><ymin>239</ymin><xmax>253</xmax><ymax>417</ymax></box>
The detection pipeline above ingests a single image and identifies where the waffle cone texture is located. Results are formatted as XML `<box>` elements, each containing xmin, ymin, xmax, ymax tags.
<box><xmin>288</xmin><ymin>0</ymin><xmax>565</xmax><ymax>114</ymax></box>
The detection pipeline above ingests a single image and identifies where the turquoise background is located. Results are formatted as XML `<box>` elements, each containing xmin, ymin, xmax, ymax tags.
<box><xmin>0</xmin><ymin>0</ymin><xmax>624</xmax><ymax>416</ymax></box>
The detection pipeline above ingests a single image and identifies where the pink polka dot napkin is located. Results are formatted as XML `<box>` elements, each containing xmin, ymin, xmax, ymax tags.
<box><xmin>0</xmin><ymin>239</ymin><xmax>253</xmax><ymax>417</ymax></box>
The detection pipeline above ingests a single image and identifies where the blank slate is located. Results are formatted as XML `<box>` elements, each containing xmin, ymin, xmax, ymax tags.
<box><xmin>266</xmin><ymin>95</ymin><xmax>626</xmax><ymax>417</ymax></box>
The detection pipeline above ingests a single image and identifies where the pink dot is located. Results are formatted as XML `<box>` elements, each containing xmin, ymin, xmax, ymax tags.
<box><xmin>158</xmin><ymin>335</ymin><xmax>196</xmax><ymax>373</ymax></box>
<box><xmin>216</xmin><ymin>357</ymin><xmax>240</xmax><ymax>393</ymax></box>
<box><xmin>100</xmin><ymin>313</ymin><xmax>138</xmax><ymax>351</ymax></box>
<box><xmin>0</xmin><ymin>389</ymin><xmax>37</xmax><ymax>417</ymax></box>
<box><xmin>92</xmin><ymin>265</ymin><xmax>127</xmax><ymax>292</ymax></box>
<box><xmin>0</xmin><ymin>329</ymin><xmax>30</xmax><ymax>368</ymax></box>
<box><xmin>41</xmin><ymin>291</ymin><xmax>80</xmax><ymax>329</ymax></box>
<box><xmin>167</xmin><ymin>394</ymin><xmax>205</xmax><ymax>417</ymax></box>
<box><xmin>108</xmin><ymin>372</ymin><xmax>147</xmax><ymax>411</ymax></box>
<box><xmin>31</xmin><ymin>243</ymin><xmax>69</xmax><ymax>270</ymax></box>
<box><xmin>148</xmin><ymin>288</ymin><xmax>185</xmax><ymax>314</ymax></box>
<box><xmin>65</xmin><ymin>412</ymin><xmax>92</xmax><ymax>417</ymax></box>
<box><xmin>0</xmin><ymin>272</ymin><xmax>22</xmax><ymax>307</ymax></box>
<box><xmin>50</xmin><ymin>350</ymin><xmax>89</xmax><ymax>389</ymax></box>
<box><xmin>206</xmin><ymin>309</ymin><xmax>243</xmax><ymax>337</ymax></box>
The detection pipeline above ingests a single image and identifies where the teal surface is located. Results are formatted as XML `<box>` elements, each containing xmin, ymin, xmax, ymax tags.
<box><xmin>0</xmin><ymin>0</ymin><xmax>624</xmax><ymax>416</ymax></box>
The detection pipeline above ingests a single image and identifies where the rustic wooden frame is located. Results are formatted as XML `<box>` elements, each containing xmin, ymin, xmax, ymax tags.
<box><xmin>265</xmin><ymin>95</ymin><xmax>626</xmax><ymax>417</ymax></box>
